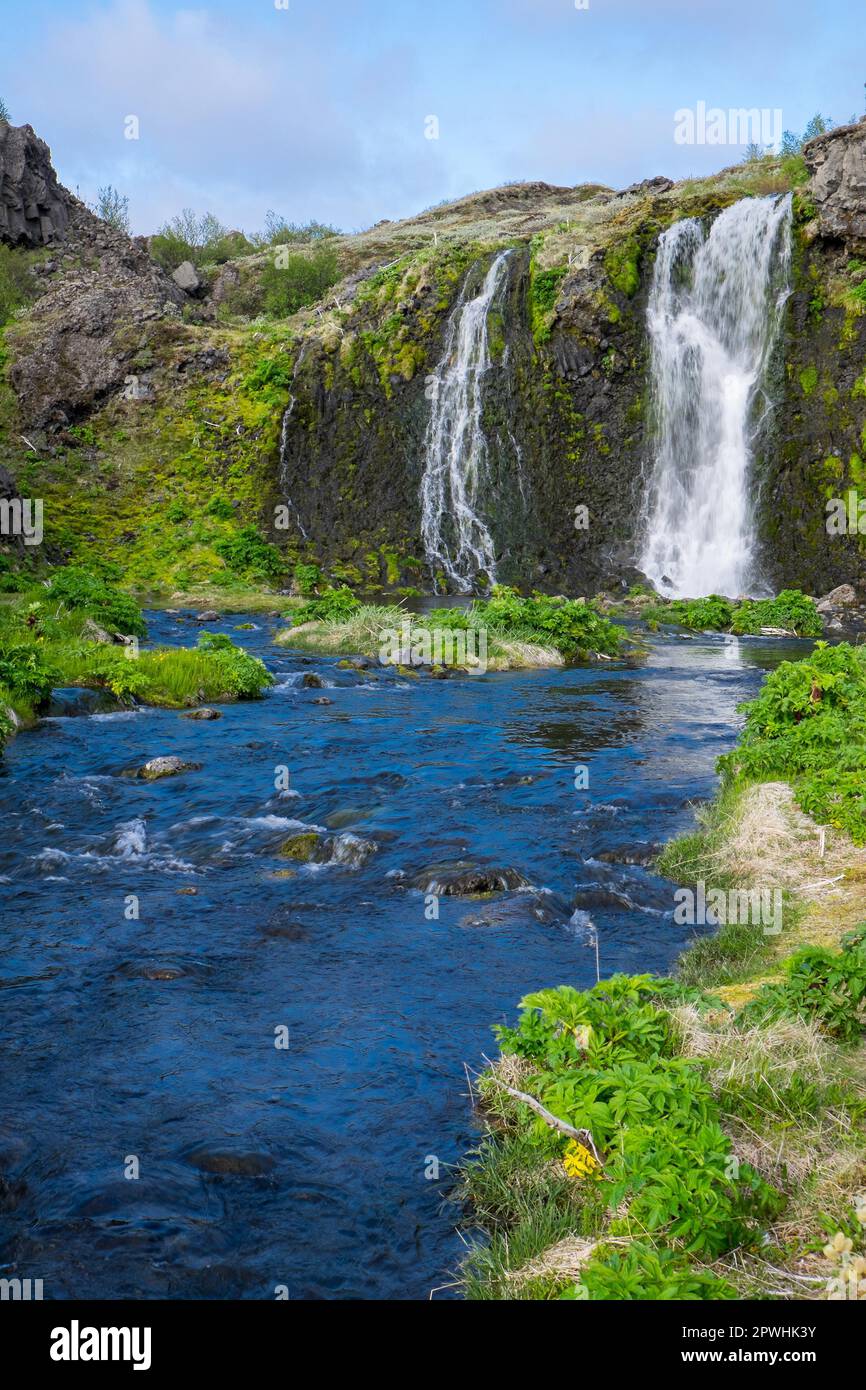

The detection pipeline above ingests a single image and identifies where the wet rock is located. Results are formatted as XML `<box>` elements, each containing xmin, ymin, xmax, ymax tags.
<box><xmin>135</xmin><ymin>756</ymin><xmax>202</xmax><ymax>781</ymax></box>
<box><xmin>301</xmin><ymin>672</ymin><xmax>324</xmax><ymax>689</ymax></box>
<box><xmin>595</xmin><ymin>843</ymin><xmax>661</xmax><ymax>867</ymax></box>
<box><xmin>458</xmin><ymin>892</ymin><xmax>563</xmax><ymax>928</ymax></box>
<box><xmin>337</xmin><ymin>658</ymin><xmax>369</xmax><ymax>670</ymax></box>
<box><xmin>278</xmin><ymin>832</ymin><xmax>325</xmax><ymax>862</ymax></box>
<box><xmin>195</xmin><ymin>610</ymin><xmax>220</xmax><ymax>623</ymax></box>
<box><xmin>312</xmin><ymin>696</ymin><xmax>333</xmax><ymax>705</ymax></box>
<box><xmin>47</xmin><ymin>686</ymin><xmax>120</xmax><ymax>717</ymax></box>
<box><xmin>182</xmin><ymin>707</ymin><xmax>222</xmax><ymax>721</ymax></box>
<box><xmin>181</xmin><ymin>1143</ymin><xmax>275</xmax><ymax>1177</ymax></box>
<box><xmin>413</xmin><ymin>862</ymin><xmax>532</xmax><ymax>896</ymax></box>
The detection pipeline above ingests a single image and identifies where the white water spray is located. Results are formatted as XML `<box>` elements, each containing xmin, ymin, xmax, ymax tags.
<box><xmin>420</xmin><ymin>250</ymin><xmax>511</xmax><ymax>590</ymax></box>
<box><xmin>638</xmin><ymin>195</ymin><xmax>792</xmax><ymax>598</ymax></box>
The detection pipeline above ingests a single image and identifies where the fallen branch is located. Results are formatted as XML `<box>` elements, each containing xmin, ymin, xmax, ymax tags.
<box><xmin>19</xmin><ymin>435</ymin><xmax>37</xmax><ymax>453</ymax></box>
<box><xmin>485</xmin><ymin>1072</ymin><xmax>603</xmax><ymax>1166</ymax></box>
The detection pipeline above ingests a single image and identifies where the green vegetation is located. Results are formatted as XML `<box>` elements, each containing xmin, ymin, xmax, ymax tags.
<box><xmin>604</xmin><ymin>237</ymin><xmax>641</xmax><ymax>297</ymax></box>
<box><xmin>279</xmin><ymin>585</ymin><xmax>626</xmax><ymax>667</ymax></box>
<box><xmin>0</xmin><ymin>571</ymin><xmax>271</xmax><ymax>749</ymax></box>
<box><xmin>259</xmin><ymin>243</ymin><xmax>341</xmax><ymax>317</ymax></box>
<box><xmin>641</xmin><ymin>589</ymin><xmax>822</xmax><ymax>637</ymax></box>
<box><xmin>462</xmin><ymin>635</ymin><xmax>866</xmax><ymax>1300</ymax></box>
<box><xmin>94</xmin><ymin>185</ymin><xmax>130</xmax><ymax>234</ymax></box>
<box><xmin>0</xmin><ymin>243</ymin><xmax>36</xmax><ymax>326</ymax></box>
<box><xmin>718</xmin><ymin>641</ymin><xmax>866</xmax><ymax>843</ymax></box>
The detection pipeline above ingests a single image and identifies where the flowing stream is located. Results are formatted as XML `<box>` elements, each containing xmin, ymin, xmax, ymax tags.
<box><xmin>0</xmin><ymin>609</ymin><xmax>805</xmax><ymax>1298</ymax></box>
<box><xmin>639</xmin><ymin>195</ymin><xmax>793</xmax><ymax>598</ymax></box>
<box><xmin>420</xmin><ymin>251</ymin><xmax>511</xmax><ymax>591</ymax></box>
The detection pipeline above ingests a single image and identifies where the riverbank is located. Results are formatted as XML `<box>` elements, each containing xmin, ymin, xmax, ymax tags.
<box><xmin>459</xmin><ymin>643</ymin><xmax>866</xmax><ymax>1301</ymax></box>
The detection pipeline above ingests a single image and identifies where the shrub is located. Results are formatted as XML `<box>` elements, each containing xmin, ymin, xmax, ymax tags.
<box><xmin>259</xmin><ymin>244</ymin><xmax>341</xmax><ymax>317</ymax></box>
<box><xmin>0</xmin><ymin>243</ymin><xmax>35</xmax><ymax>326</ymax></box>
<box><xmin>214</xmin><ymin>526</ymin><xmax>285</xmax><ymax>581</ymax></box>
<box><xmin>293</xmin><ymin>586</ymin><xmax>361</xmax><ymax>624</ymax></box>
<box><xmin>731</xmin><ymin>589</ymin><xmax>822</xmax><ymax>637</ymax></box>
<box><xmin>0</xmin><ymin>638</ymin><xmax>54</xmax><ymax>704</ymax></box>
<box><xmin>738</xmin><ymin>930</ymin><xmax>866</xmax><ymax>1043</ymax></box>
<box><xmin>475</xmin><ymin>586</ymin><xmax>624</xmax><ymax>658</ymax></box>
<box><xmin>44</xmin><ymin>566</ymin><xmax>146</xmax><ymax>637</ymax></box>
<box><xmin>564</xmin><ymin>1242</ymin><xmax>737</xmax><ymax>1301</ymax></box>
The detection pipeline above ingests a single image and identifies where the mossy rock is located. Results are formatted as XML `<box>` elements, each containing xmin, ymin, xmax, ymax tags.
<box><xmin>278</xmin><ymin>832</ymin><xmax>323</xmax><ymax>862</ymax></box>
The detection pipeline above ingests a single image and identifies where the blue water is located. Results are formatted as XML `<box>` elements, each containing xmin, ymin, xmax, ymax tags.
<box><xmin>0</xmin><ymin>613</ymin><xmax>803</xmax><ymax>1299</ymax></box>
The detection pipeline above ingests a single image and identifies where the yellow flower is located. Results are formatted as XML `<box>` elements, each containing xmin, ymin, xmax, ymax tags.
<box><xmin>823</xmin><ymin>1231</ymin><xmax>853</xmax><ymax>1261</ymax></box>
<box><xmin>563</xmin><ymin>1140</ymin><xmax>600</xmax><ymax>1180</ymax></box>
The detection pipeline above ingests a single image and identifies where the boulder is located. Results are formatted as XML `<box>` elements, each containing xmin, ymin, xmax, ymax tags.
<box><xmin>172</xmin><ymin>260</ymin><xmax>202</xmax><ymax>294</ymax></box>
<box><xmin>816</xmin><ymin>583</ymin><xmax>859</xmax><ymax>611</ymax></box>
<box><xmin>134</xmin><ymin>756</ymin><xmax>202</xmax><ymax>781</ymax></box>
<box><xmin>182</xmin><ymin>707</ymin><xmax>222</xmax><ymax>721</ymax></box>
<box><xmin>412</xmin><ymin>863</ymin><xmax>532</xmax><ymax>897</ymax></box>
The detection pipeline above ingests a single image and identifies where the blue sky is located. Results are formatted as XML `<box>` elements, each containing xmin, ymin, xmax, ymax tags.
<box><xmin>1</xmin><ymin>0</ymin><xmax>862</xmax><ymax>235</ymax></box>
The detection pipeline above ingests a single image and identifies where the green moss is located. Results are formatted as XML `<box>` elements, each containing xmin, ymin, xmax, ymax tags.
<box><xmin>799</xmin><ymin>365</ymin><xmax>818</xmax><ymax>397</ymax></box>
<box><xmin>604</xmin><ymin>237</ymin><xmax>641</xmax><ymax>297</ymax></box>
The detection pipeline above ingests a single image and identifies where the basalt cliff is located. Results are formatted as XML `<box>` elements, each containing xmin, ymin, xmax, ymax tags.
<box><xmin>2</xmin><ymin>118</ymin><xmax>866</xmax><ymax>597</ymax></box>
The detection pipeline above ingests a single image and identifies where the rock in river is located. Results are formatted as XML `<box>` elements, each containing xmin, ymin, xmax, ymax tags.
<box><xmin>134</xmin><ymin>756</ymin><xmax>202</xmax><ymax>781</ymax></box>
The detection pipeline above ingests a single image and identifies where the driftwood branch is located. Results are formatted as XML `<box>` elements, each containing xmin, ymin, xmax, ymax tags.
<box><xmin>485</xmin><ymin>1073</ymin><xmax>603</xmax><ymax>1166</ymax></box>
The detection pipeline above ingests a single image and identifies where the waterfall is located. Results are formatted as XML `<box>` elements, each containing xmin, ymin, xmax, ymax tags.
<box><xmin>638</xmin><ymin>194</ymin><xmax>792</xmax><ymax>598</ymax></box>
<box><xmin>420</xmin><ymin>250</ymin><xmax>511</xmax><ymax>591</ymax></box>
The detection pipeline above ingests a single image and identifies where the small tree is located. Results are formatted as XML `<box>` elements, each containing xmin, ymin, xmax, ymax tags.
<box><xmin>96</xmin><ymin>185</ymin><xmax>130</xmax><ymax>234</ymax></box>
<box><xmin>0</xmin><ymin>97</ymin><xmax>10</xmax><ymax>124</ymax></box>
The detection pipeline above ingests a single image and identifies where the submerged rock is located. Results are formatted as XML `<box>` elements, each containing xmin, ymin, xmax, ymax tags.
<box><xmin>278</xmin><ymin>832</ymin><xmax>325</xmax><ymax>862</ymax></box>
<box><xmin>413</xmin><ymin>862</ymin><xmax>532</xmax><ymax>897</ymax></box>
<box><xmin>134</xmin><ymin>756</ymin><xmax>202</xmax><ymax>781</ymax></box>
<box><xmin>182</xmin><ymin>707</ymin><xmax>222</xmax><ymax>721</ymax></box>
<box><xmin>301</xmin><ymin>672</ymin><xmax>325</xmax><ymax>689</ymax></box>
<box><xmin>181</xmin><ymin>1143</ymin><xmax>275</xmax><ymax>1177</ymax></box>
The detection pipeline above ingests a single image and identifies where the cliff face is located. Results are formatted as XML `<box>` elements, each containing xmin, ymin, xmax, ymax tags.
<box><xmin>0</xmin><ymin>123</ymin><xmax>71</xmax><ymax>247</ymax></box>
<box><xmin>2</xmin><ymin>121</ymin><xmax>866</xmax><ymax>596</ymax></box>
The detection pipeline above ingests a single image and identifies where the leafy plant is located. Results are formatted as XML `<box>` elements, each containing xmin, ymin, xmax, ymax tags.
<box><xmin>44</xmin><ymin>566</ymin><xmax>146</xmax><ymax>637</ymax></box>
<box><xmin>565</xmin><ymin>1243</ymin><xmax>736</xmax><ymax>1301</ymax></box>
<box><xmin>214</xmin><ymin>526</ymin><xmax>285</xmax><ymax>581</ymax></box>
<box><xmin>259</xmin><ymin>243</ymin><xmax>341</xmax><ymax>317</ymax></box>
<box><xmin>293</xmin><ymin>586</ymin><xmax>361</xmax><ymax>624</ymax></box>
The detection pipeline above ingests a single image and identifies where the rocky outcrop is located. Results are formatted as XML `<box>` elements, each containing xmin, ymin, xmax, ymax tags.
<box><xmin>7</xmin><ymin>200</ymin><xmax>185</xmax><ymax>428</ymax></box>
<box><xmin>0</xmin><ymin>124</ymin><xmax>71</xmax><ymax>247</ymax></box>
<box><xmin>804</xmin><ymin>120</ymin><xmax>866</xmax><ymax>249</ymax></box>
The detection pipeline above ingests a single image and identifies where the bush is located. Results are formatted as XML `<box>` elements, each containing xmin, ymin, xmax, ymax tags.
<box><xmin>44</xmin><ymin>566</ymin><xmax>146</xmax><ymax>637</ymax></box>
<box><xmin>564</xmin><ymin>1242</ymin><xmax>737</xmax><ymax>1301</ymax></box>
<box><xmin>213</xmin><ymin>526</ymin><xmax>285</xmax><ymax>581</ymax></box>
<box><xmin>731</xmin><ymin>589</ymin><xmax>822</xmax><ymax>637</ymax></box>
<box><xmin>259</xmin><ymin>244</ymin><xmax>341</xmax><ymax>317</ymax></box>
<box><xmin>738</xmin><ymin>930</ymin><xmax>866</xmax><ymax>1043</ymax></box>
<box><xmin>0</xmin><ymin>244</ymin><xmax>34</xmax><ymax>326</ymax></box>
<box><xmin>0</xmin><ymin>638</ymin><xmax>54</xmax><ymax>704</ymax></box>
<box><xmin>293</xmin><ymin>586</ymin><xmax>361</xmax><ymax>623</ymax></box>
<box><xmin>475</xmin><ymin>586</ymin><xmax>624</xmax><ymax>658</ymax></box>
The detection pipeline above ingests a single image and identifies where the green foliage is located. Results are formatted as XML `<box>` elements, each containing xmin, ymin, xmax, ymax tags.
<box><xmin>293</xmin><ymin>562</ymin><xmax>322</xmax><ymax>596</ymax></box>
<box><xmin>731</xmin><ymin>589</ymin><xmax>823</xmax><ymax>636</ymax></box>
<box><xmin>0</xmin><ymin>97</ymin><xmax>10</xmax><ymax>123</ymax></box>
<box><xmin>95</xmin><ymin>185</ymin><xmax>130</xmax><ymax>234</ymax></box>
<box><xmin>250</xmin><ymin>212</ymin><xmax>340</xmax><ymax>247</ymax></box>
<box><xmin>529</xmin><ymin>263</ymin><xmax>567</xmax><ymax>343</ymax></box>
<box><xmin>474</xmin><ymin>586</ymin><xmax>625</xmax><ymax>658</ymax></box>
<box><xmin>44</xmin><ymin>566</ymin><xmax>146</xmax><ymax>637</ymax></box>
<box><xmin>213</xmin><ymin>526</ymin><xmax>285</xmax><ymax>581</ymax></box>
<box><xmin>259</xmin><ymin>244</ymin><xmax>341</xmax><ymax>317</ymax></box>
<box><xmin>642</xmin><ymin>589</ymin><xmax>821</xmax><ymax>637</ymax></box>
<box><xmin>150</xmin><ymin>210</ymin><xmax>252</xmax><ymax>271</ymax></box>
<box><xmin>738</xmin><ymin>930</ymin><xmax>866</xmax><ymax>1043</ymax></box>
<box><xmin>719</xmin><ymin>642</ymin><xmax>866</xmax><ymax>841</ymax></box>
<box><xmin>605</xmin><ymin>237</ymin><xmax>641</xmax><ymax>297</ymax></box>
<box><xmin>564</xmin><ymin>1242</ymin><xmax>737</xmax><ymax>1301</ymax></box>
<box><xmin>0</xmin><ymin>243</ymin><xmax>35</xmax><ymax>326</ymax></box>
<box><xmin>194</xmin><ymin>631</ymin><xmax>273</xmax><ymax>698</ymax></box>
<box><xmin>293</xmin><ymin>586</ymin><xmax>361</xmax><ymax>623</ymax></box>
<box><xmin>0</xmin><ymin>638</ymin><xmax>54</xmax><ymax>704</ymax></box>
<box><xmin>495</xmin><ymin>976</ymin><xmax>784</xmax><ymax>1259</ymax></box>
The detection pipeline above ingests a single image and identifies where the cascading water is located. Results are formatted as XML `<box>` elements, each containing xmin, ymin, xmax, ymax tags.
<box><xmin>638</xmin><ymin>194</ymin><xmax>792</xmax><ymax>598</ymax></box>
<box><xmin>420</xmin><ymin>250</ymin><xmax>511</xmax><ymax>591</ymax></box>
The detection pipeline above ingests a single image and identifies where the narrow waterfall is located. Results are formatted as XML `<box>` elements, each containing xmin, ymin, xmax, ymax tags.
<box><xmin>420</xmin><ymin>250</ymin><xmax>511</xmax><ymax>591</ymax></box>
<box><xmin>638</xmin><ymin>194</ymin><xmax>792</xmax><ymax>598</ymax></box>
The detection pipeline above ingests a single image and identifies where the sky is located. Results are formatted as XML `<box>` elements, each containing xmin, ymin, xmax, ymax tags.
<box><xmin>0</xmin><ymin>0</ymin><xmax>863</xmax><ymax>237</ymax></box>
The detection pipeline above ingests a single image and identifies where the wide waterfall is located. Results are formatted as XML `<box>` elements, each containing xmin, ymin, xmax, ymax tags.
<box><xmin>638</xmin><ymin>194</ymin><xmax>792</xmax><ymax>598</ymax></box>
<box><xmin>420</xmin><ymin>249</ymin><xmax>511</xmax><ymax>591</ymax></box>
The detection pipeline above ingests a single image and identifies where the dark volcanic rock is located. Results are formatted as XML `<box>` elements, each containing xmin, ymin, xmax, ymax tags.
<box><xmin>804</xmin><ymin>120</ymin><xmax>866</xmax><ymax>250</ymax></box>
<box><xmin>413</xmin><ymin>862</ymin><xmax>532</xmax><ymax>896</ymax></box>
<box><xmin>0</xmin><ymin>123</ymin><xmax>71</xmax><ymax>247</ymax></box>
